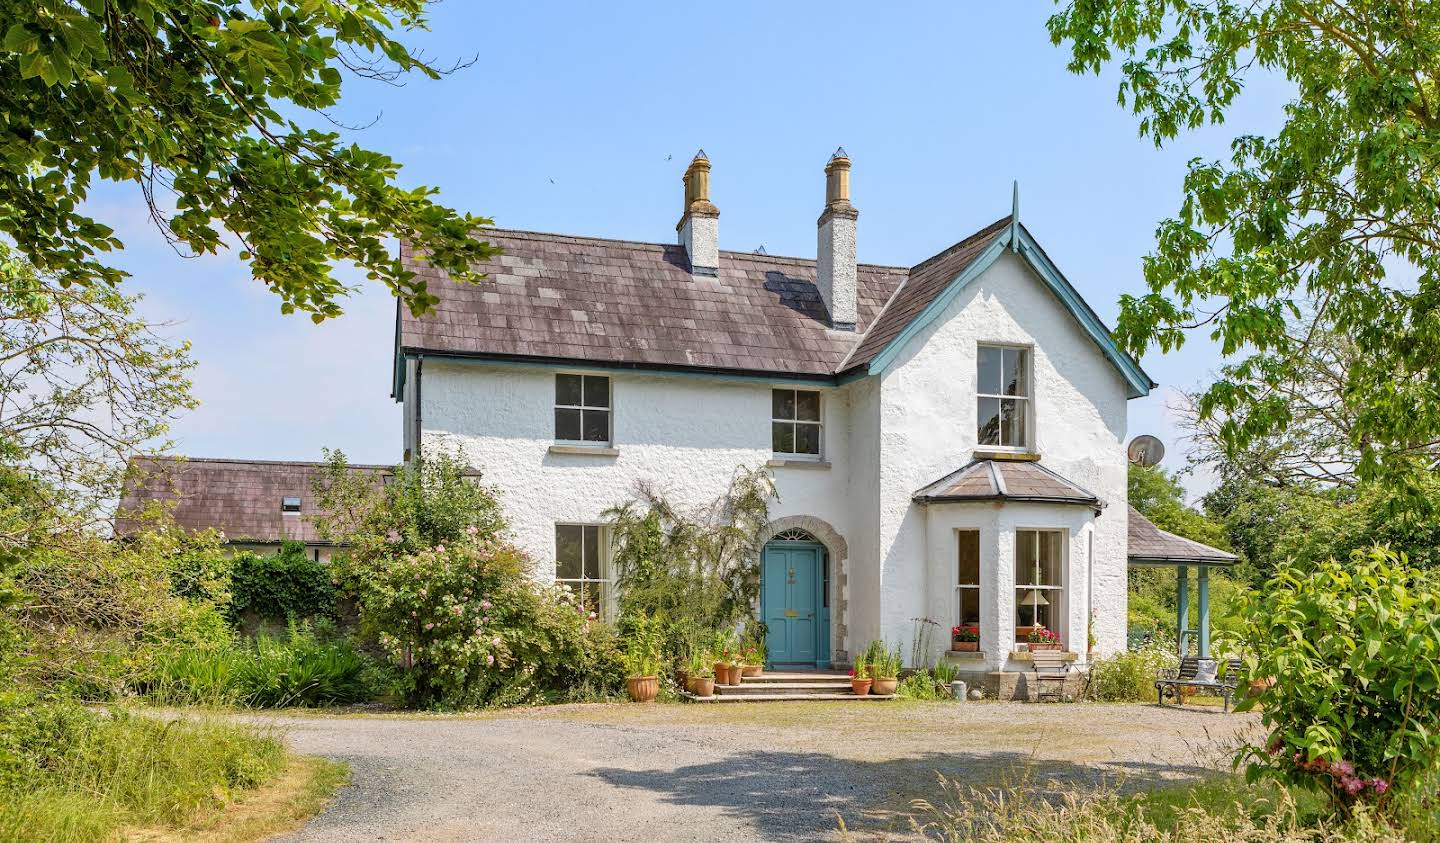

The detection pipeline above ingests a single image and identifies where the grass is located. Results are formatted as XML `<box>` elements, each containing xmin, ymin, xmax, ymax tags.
<box><xmin>0</xmin><ymin>702</ymin><xmax>342</xmax><ymax>843</ymax></box>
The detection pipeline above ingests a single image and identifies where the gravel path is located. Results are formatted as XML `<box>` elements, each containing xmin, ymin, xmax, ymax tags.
<box><xmin>262</xmin><ymin>700</ymin><xmax>1259</xmax><ymax>842</ymax></box>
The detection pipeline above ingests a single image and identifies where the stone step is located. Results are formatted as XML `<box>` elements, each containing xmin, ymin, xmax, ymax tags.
<box><xmin>683</xmin><ymin>692</ymin><xmax>896</xmax><ymax>703</ymax></box>
<box><xmin>738</xmin><ymin>671</ymin><xmax>851</xmax><ymax>684</ymax></box>
<box><xmin>715</xmin><ymin>682</ymin><xmax>853</xmax><ymax>696</ymax></box>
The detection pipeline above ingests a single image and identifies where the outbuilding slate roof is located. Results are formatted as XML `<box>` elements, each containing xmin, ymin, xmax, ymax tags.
<box><xmin>912</xmin><ymin>459</ymin><xmax>1103</xmax><ymax>509</ymax></box>
<box><xmin>115</xmin><ymin>456</ymin><xmax>390</xmax><ymax>545</ymax></box>
<box><xmin>1126</xmin><ymin>505</ymin><xmax>1239</xmax><ymax>565</ymax></box>
<box><xmin>398</xmin><ymin>229</ymin><xmax>910</xmax><ymax>379</ymax></box>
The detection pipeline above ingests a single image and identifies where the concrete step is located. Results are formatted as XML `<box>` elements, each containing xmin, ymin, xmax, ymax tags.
<box><xmin>683</xmin><ymin>692</ymin><xmax>896</xmax><ymax>703</ymax></box>
<box><xmin>739</xmin><ymin>671</ymin><xmax>851</xmax><ymax>684</ymax></box>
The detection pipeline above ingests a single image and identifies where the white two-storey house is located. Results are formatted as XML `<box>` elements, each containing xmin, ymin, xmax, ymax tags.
<box><xmin>393</xmin><ymin>151</ymin><xmax>1170</xmax><ymax>689</ymax></box>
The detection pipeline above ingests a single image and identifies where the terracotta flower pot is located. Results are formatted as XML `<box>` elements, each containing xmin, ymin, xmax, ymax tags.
<box><xmin>626</xmin><ymin>675</ymin><xmax>659</xmax><ymax>703</ymax></box>
<box><xmin>1029</xmin><ymin>642</ymin><xmax>1062</xmax><ymax>652</ymax></box>
<box><xmin>714</xmin><ymin>661</ymin><xmax>731</xmax><ymax>685</ymax></box>
<box><xmin>728</xmin><ymin>664</ymin><xmax>745</xmax><ymax>686</ymax></box>
<box><xmin>872</xmin><ymin>677</ymin><xmax>899</xmax><ymax>696</ymax></box>
<box><xmin>951</xmin><ymin>641</ymin><xmax>978</xmax><ymax>652</ymax></box>
<box><xmin>850</xmin><ymin>677</ymin><xmax>873</xmax><ymax>696</ymax></box>
<box><xmin>741</xmin><ymin>664</ymin><xmax>762</xmax><ymax>678</ymax></box>
<box><xmin>688</xmin><ymin>677</ymin><xmax>715</xmax><ymax>698</ymax></box>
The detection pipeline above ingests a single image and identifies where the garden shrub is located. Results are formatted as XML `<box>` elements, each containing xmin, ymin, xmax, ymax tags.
<box><xmin>1235</xmin><ymin>548</ymin><xmax>1440</xmax><ymax>815</ymax></box>
<box><xmin>1087</xmin><ymin>642</ymin><xmax>1178</xmax><ymax>702</ymax></box>
<box><xmin>229</xmin><ymin>541</ymin><xmax>337</xmax><ymax>625</ymax></box>
<box><xmin>148</xmin><ymin>623</ymin><xmax>386</xmax><ymax>708</ymax></box>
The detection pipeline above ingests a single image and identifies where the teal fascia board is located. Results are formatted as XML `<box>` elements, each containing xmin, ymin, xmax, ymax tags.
<box><xmin>399</xmin><ymin>352</ymin><xmax>840</xmax><ymax>389</ymax></box>
<box><xmin>864</xmin><ymin>236</ymin><xmax>1009</xmax><ymax>374</ymax></box>
<box><xmin>865</xmin><ymin>226</ymin><xmax>1153</xmax><ymax>399</ymax></box>
<box><xmin>1011</xmin><ymin>227</ymin><xmax>1152</xmax><ymax>399</ymax></box>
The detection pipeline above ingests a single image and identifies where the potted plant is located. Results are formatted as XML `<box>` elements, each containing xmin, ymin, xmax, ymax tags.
<box><xmin>1087</xmin><ymin>610</ymin><xmax>1098</xmax><ymax>657</ymax></box>
<box><xmin>712</xmin><ymin>630</ymin><xmax>738</xmax><ymax>686</ymax></box>
<box><xmin>686</xmin><ymin>652</ymin><xmax>715</xmax><ymax>697</ymax></box>
<box><xmin>1026</xmin><ymin>625</ymin><xmax>1062</xmax><ymax>652</ymax></box>
<box><xmin>741</xmin><ymin>638</ymin><xmax>765</xmax><ymax>678</ymax></box>
<box><xmin>870</xmin><ymin>642</ymin><xmax>901</xmax><ymax>696</ymax></box>
<box><xmin>950</xmin><ymin>624</ymin><xmax>979</xmax><ymax>652</ymax></box>
<box><xmin>624</xmin><ymin>615</ymin><xmax>664</xmax><ymax>703</ymax></box>
<box><xmin>849</xmin><ymin>651</ymin><xmax>872</xmax><ymax>696</ymax></box>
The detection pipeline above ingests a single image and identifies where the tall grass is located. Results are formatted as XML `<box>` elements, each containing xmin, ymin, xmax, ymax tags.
<box><xmin>1086</xmin><ymin>642</ymin><xmax>1178</xmax><ymax>702</ymax></box>
<box><xmin>148</xmin><ymin>629</ymin><xmax>378</xmax><ymax>708</ymax></box>
<box><xmin>0</xmin><ymin>701</ymin><xmax>286</xmax><ymax>843</ymax></box>
<box><xmin>851</xmin><ymin>772</ymin><xmax>1435</xmax><ymax>843</ymax></box>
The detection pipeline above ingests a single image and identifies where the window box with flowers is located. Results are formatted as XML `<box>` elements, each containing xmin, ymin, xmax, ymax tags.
<box><xmin>950</xmin><ymin>624</ymin><xmax>980</xmax><ymax>652</ymax></box>
<box><xmin>1026</xmin><ymin>625</ymin><xmax>1062</xmax><ymax>651</ymax></box>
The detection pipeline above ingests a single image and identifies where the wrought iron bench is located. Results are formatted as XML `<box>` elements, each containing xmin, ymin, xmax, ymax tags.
<box><xmin>1031</xmin><ymin>650</ymin><xmax>1072</xmax><ymax>702</ymax></box>
<box><xmin>1155</xmin><ymin>656</ymin><xmax>1243</xmax><ymax>712</ymax></box>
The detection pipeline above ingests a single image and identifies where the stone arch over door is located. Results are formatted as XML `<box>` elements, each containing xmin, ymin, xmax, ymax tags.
<box><xmin>759</xmin><ymin>516</ymin><xmax>850</xmax><ymax>663</ymax></box>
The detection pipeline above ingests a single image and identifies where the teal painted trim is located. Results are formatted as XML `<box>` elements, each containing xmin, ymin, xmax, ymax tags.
<box><xmin>404</xmin><ymin>351</ymin><xmax>840</xmax><ymax>388</ymax></box>
<box><xmin>865</xmin><ymin>235</ymin><xmax>1010</xmax><ymax>373</ymax></box>
<box><xmin>1012</xmin><ymin>227</ymin><xmax>1153</xmax><ymax>399</ymax></box>
<box><xmin>1197</xmin><ymin>566</ymin><xmax>1211</xmax><ymax>659</ymax></box>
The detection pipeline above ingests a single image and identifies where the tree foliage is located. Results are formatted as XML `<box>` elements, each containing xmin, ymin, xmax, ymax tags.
<box><xmin>0</xmin><ymin>0</ymin><xmax>496</xmax><ymax>319</ymax></box>
<box><xmin>1049</xmin><ymin>1</ymin><xmax>1440</xmax><ymax>503</ymax></box>
<box><xmin>0</xmin><ymin>245</ymin><xmax>194</xmax><ymax>545</ymax></box>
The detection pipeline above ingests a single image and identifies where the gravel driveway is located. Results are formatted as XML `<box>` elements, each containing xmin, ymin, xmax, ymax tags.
<box><xmin>263</xmin><ymin>700</ymin><xmax>1259</xmax><ymax>842</ymax></box>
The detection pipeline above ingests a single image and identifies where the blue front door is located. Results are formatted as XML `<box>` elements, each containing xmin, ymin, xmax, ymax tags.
<box><xmin>762</xmin><ymin>543</ymin><xmax>824</xmax><ymax>666</ymax></box>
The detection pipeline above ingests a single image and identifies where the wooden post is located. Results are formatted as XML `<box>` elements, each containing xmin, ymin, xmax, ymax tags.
<box><xmin>1176</xmin><ymin>565</ymin><xmax>1189</xmax><ymax>657</ymax></box>
<box><xmin>1198</xmin><ymin>566</ymin><xmax>1211</xmax><ymax>659</ymax></box>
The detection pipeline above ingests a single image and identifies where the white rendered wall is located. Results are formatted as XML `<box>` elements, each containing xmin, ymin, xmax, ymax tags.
<box><xmin>875</xmin><ymin>250</ymin><xmax>1130</xmax><ymax>665</ymax></box>
<box><xmin>415</xmin><ymin>361</ymin><xmax>854</xmax><ymax>583</ymax></box>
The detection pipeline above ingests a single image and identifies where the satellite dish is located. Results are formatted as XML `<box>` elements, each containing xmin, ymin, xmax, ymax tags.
<box><xmin>1127</xmin><ymin>435</ymin><xmax>1165</xmax><ymax>468</ymax></box>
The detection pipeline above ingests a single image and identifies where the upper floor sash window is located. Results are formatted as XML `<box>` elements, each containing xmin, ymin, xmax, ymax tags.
<box><xmin>772</xmin><ymin>388</ymin><xmax>822</xmax><ymax>457</ymax></box>
<box><xmin>555</xmin><ymin>374</ymin><xmax>611</xmax><ymax>444</ymax></box>
<box><xmin>977</xmin><ymin>345</ymin><xmax>1029</xmax><ymax>449</ymax></box>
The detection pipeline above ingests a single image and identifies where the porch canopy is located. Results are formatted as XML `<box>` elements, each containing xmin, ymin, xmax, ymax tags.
<box><xmin>1126</xmin><ymin>505</ymin><xmax>1238</xmax><ymax>658</ymax></box>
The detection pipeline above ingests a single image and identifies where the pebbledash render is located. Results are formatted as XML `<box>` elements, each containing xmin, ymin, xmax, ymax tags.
<box><xmin>390</xmin><ymin>149</ymin><xmax>1197</xmax><ymax>683</ymax></box>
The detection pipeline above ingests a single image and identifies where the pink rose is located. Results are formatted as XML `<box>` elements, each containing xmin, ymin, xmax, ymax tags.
<box><xmin>491</xmin><ymin>636</ymin><xmax>502</xmax><ymax>647</ymax></box>
<box><xmin>480</xmin><ymin>600</ymin><xmax>492</xmax><ymax>611</ymax></box>
<box><xmin>486</xmin><ymin>654</ymin><xmax>495</xmax><ymax>666</ymax></box>
<box><xmin>435</xmin><ymin>544</ymin><xmax>445</xmax><ymax>553</ymax></box>
<box><xmin>424</xmin><ymin>623</ymin><xmax>434</xmax><ymax>631</ymax></box>
<box><xmin>467</xmin><ymin>525</ymin><xmax>478</xmax><ymax>536</ymax></box>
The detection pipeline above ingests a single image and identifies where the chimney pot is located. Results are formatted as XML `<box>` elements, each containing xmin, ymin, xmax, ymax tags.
<box><xmin>677</xmin><ymin>150</ymin><xmax>719</xmax><ymax>277</ymax></box>
<box><xmin>817</xmin><ymin>149</ymin><xmax>858</xmax><ymax>330</ymax></box>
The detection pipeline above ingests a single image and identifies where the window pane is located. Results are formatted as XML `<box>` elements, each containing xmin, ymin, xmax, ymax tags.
<box><xmin>1002</xmin><ymin>348</ymin><xmax>1028</xmax><ymax>397</ymax></box>
<box><xmin>555</xmin><ymin>408</ymin><xmax>582</xmax><ymax>441</ymax></box>
<box><xmin>583</xmin><ymin>526</ymin><xmax>600</xmax><ymax>579</ymax></box>
<box><xmin>958</xmin><ymin>589</ymin><xmax>980</xmax><ymax>627</ymax></box>
<box><xmin>772</xmin><ymin>389</ymin><xmax>795</xmax><ymax>421</ymax></box>
<box><xmin>978</xmin><ymin>346</ymin><xmax>1002</xmax><ymax>395</ymax></box>
<box><xmin>977</xmin><ymin>397</ymin><xmax>1000</xmax><ymax>446</ymax></box>
<box><xmin>556</xmin><ymin>525</ymin><xmax>583</xmax><ymax>579</ymax></box>
<box><xmin>580</xmin><ymin>583</ymin><xmax>604</xmax><ymax>614</ymax></box>
<box><xmin>1017</xmin><ymin>591</ymin><xmax>1038</xmax><ymax>628</ymax></box>
<box><xmin>1000</xmin><ymin>399</ymin><xmax>1027</xmax><ymax>448</ymax></box>
<box><xmin>581</xmin><ymin>409</ymin><xmax>609</xmax><ymax>442</ymax></box>
<box><xmin>1039</xmin><ymin>531</ymin><xmax>1062</xmax><ymax>585</ymax></box>
<box><xmin>795</xmin><ymin>422</ymin><xmax>821</xmax><ymax>455</ymax></box>
<box><xmin>772</xmin><ymin>422</ymin><xmax>795</xmax><ymax>454</ymax></box>
<box><xmin>556</xmin><ymin>374</ymin><xmax>582</xmax><ymax>406</ymax></box>
<box><xmin>795</xmin><ymin>391</ymin><xmax>821</xmax><ymax>422</ymax></box>
<box><xmin>1015</xmin><ymin>530</ymin><xmax>1037</xmax><ymax>584</ymax></box>
<box><xmin>583</xmin><ymin>376</ymin><xmax>610</xmax><ymax>408</ymax></box>
<box><xmin>957</xmin><ymin>530</ymin><xmax>980</xmax><ymax>585</ymax></box>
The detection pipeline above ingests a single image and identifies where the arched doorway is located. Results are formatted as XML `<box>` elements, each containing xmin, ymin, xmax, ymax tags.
<box><xmin>760</xmin><ymin>528</ymin><xmax>830</xmax><ymax>669</ymax></box>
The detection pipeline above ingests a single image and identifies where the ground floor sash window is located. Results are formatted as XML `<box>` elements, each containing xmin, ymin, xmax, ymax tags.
<box><xmin>1015</xmin><ymin>529</ymin><xmax>1064</xmax><ymax>643</ymax></box>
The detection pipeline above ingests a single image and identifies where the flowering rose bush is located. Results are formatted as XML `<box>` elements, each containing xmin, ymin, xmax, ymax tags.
<box><xmin>361</xmin><ymin>532</ymin><xmax>623</xmax><ymax>709</ymax></box>
<box><xmin>1235</xmin><ymin>548</ymin><xmax>1440</xmax><ymax>814</ymax></box>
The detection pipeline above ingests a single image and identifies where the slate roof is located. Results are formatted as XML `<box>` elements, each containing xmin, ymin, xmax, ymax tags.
<box><xmin>115</xmin><ymin>457</ymin><xmax>391</xmax><ymax>545</ymax></box>
<box><xmin>398</xmin><ymin>229</ymin><xmax>910</xmax><ymax>379</ymax></box>
<box><xmin>912</xmin><ymin>459</ymin><xmax>1102</xmax><ymax>509</ymax></box>
<box><xmin>1127</xmin><ymin>505</ymin><xmax>1238</xmax><ymax>565</ymax></box>
<box><xmin>841</xmin><ymin>217</ymin><xmax>1011</xmax><ymax>370</ymax></box>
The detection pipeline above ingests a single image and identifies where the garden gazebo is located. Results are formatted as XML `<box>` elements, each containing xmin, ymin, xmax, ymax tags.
<box><xmin>1126</xmin><ymin>506</ymin><xmax>1238</xmax><ymax>658</ymax></box>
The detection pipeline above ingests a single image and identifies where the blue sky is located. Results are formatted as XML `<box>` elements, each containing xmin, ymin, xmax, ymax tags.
<box><xmin>94</xmin><ymin>2</ymin><xmax>1291</xmax><ymax>500</ymax></box>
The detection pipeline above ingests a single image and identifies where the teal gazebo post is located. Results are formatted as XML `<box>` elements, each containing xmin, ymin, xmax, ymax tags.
<box><xmin>1127</xmin><ymin>504</ymin><xmax>1237</xmax><ymax>660</ymax></box>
